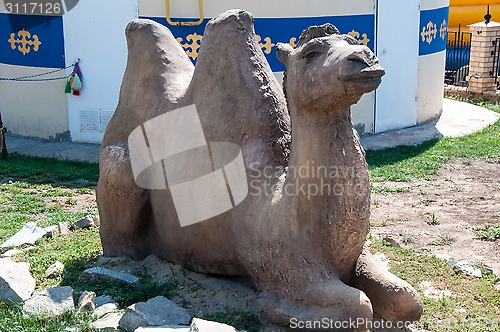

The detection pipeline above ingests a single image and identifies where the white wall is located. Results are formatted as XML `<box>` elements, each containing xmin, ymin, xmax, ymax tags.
<box><xmin>0</xmin><ymin>4</ymin><xmax>68</xmax><ymax>140</ymax></box>
<box><xmin>63</xmin><ymin>0</ymin><xmax>138</xmax><ymax>143</ymax></box>
<box><xmin>0</xmin><ymin>64</ymin><xmax>68</xmax><ymax>139</ymax></box>
<box><xmin>418</xmin><ymin>0</ymin><xmax>448</xmax><ymax>124</ymax></box>
<box><xmin>417</xmin><ymin>51</ymin><xmax>446</xmax><ymax>123</ymax></box>
<box><xmin>374</xmin><ymin>0</ymin><xmax>420</xmax><ymax>133</ymax></box>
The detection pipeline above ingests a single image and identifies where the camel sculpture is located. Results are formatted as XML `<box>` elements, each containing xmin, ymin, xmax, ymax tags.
<box><xmin>97</xmin><ymin>10</ymin><xmax>422</xmax><ymax>330</ymax></box>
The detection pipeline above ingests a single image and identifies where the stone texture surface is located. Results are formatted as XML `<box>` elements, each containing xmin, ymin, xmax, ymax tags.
<box><xmin>83</xmin><ymin>267</ymin><xmax>139</xmax><ymax>285</ymax></box>
<box><xmin>1</xmin><ymin>222</ymin><xmax>46</xmax><ymax>248</ymax></box>
<box><xmin>190</xmin><ymin>318</ymin><xmax>236</xmax><ymax>332</ymax></box>
<box><xmin>119</xmin><ymin>296</ymin><xmax>191</xmax><ymax>331</ymax></box>
<box><xmin>97</xmin><ymin>10</ymin><xmax>421</xmax><ymax>328</ymax></box>
<box><xmin>95</xmin><ymin>295</ymin><xmax>117</xmax><ymax>307</ymax></box>
<box><xmin>1</xmin><ymin>249</ymin><xmax>23</xmax><ymax>257</ymax></box>
<box><xmin>45</xmin><ymin>261</ymin><xmax>65</xmax><ymax>278</ymax></box>
<box><xmin>78</xmin><ymin>290</ymin><xmax>96</xmax><ymax>311</ymax></box>
<box><xmin>23</xmin><ymin>286</ymin><xmax>74</xmax><ymax>316</ymax></box>
<box><xmin>94</xmin><ymin>302</ymin><xmax>119</xmax><ymax>319</ymax></box>
<box><xmin>91</xmin><ymin>311</ymin><xmax>124</xmax><ymax>331</ymax></box>
<box><xmin>43</xmin><ymin>225</ymin><xmax>58</xmax><ymax>238</ymax></box>
<box><xmin>94</xmin><ymin>295</ymin><xmax>119</xmax><ymax>318</ymax></box>
<box><xmin>72</xmin><ymin>216</ymin><xmax>97</xmax><ymax>230</ymax></box>
<box><xmin>135</xmin><ymin>327</ymin><xmax>190</xmax><ymax>331</ymax></box>
<box><xmin>0</xmin><ymin>258</ymin><xmax>35</xmax><ymax>303</ymax></box>
<box><xmin>56</xmin><ymin>222</ymin><xmax>71</xmax><ymax>235</ymax></box>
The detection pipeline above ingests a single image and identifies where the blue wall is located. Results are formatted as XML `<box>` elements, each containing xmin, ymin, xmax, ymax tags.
<box><xmin>0</xmin><ymin>13</ymin><xmax>65</xmax><ymax>68</ymax></box>
<box><xmin>142</xmin><ymin>14</ymin><xmax>375</xmax><ymax>72</ymax></box>
<box><xmin>419</xmin><ymin>6</ymin><xmax>449</xmax><ymax>56</ymax></box>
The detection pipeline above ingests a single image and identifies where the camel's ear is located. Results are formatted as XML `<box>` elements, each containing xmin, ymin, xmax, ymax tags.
<box><xmin>276</xmin><ymin>43</ymin><xmax>293</xmax><ymax>65</ymax></box>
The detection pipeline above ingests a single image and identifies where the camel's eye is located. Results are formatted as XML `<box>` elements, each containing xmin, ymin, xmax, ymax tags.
<box><xmin>304</xmin><ymin>50</ymin><xmax>320</xmax><ymax>61</ymax></box>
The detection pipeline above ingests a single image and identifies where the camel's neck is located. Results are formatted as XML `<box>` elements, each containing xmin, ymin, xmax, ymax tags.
<box><xmin>285</xmin><ymin>105</ymin><xmax>364</xmax><ymax>189</ymax></box>
<box><xmin>279</xmin><ymin>103</ymin><xmax>370</xmax><ymax>274</ymax></box>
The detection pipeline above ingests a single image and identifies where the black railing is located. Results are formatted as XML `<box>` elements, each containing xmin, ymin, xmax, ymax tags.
<box><xmin>493</xmin><ymin>37</ymin><xmax>500</xmax><ymax>87</ymax></box>
<box><xmin>445</xmin><ymin>25</ymin><xmax>472</xmax><ymax>86</ymax></box>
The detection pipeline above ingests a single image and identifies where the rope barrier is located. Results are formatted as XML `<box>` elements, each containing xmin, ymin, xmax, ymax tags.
<box><xmin>0</xmin><ymin>64</ymin><xmax>75</xmax><ymax>82</ymax></box>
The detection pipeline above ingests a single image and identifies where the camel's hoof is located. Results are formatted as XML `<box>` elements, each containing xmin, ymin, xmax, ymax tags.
<box><xmin>257</xmin><ymin>280</ymin><xmax>373</xmax><ymax>331</ymax></box>
<box><xmin>352</xmin><ymin>249</ymin><xmax>423</xmax><ymax>324</ymax></box>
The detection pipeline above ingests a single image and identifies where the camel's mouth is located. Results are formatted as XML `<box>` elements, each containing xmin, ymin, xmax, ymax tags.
<box><xmin>340</xmin><ymin>64</ymin><xmax>385</xmax><ymax>89</ymax></box>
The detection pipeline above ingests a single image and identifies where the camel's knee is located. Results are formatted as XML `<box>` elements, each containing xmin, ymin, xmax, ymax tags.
<box><xmin>257</xmin><ymin>279</ymin><xmax>373</xmax><ymax>331</ymax></box>
<box><xmin>352</xmin><ymin>250</ymin><xmax>423</xmax><ymax>324</ymax></box>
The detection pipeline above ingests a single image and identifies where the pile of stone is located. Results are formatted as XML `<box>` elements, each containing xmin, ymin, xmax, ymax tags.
<box><xmin>1</xmin><ymin>216</ymin><xmax>99</xmax><ymax>250</ymax></box>
<box><xmin>1</xmin><ymin>256</ymin><xmax>241</xmax><ymax>331</ymax></box>
<box><xmin>0</xmin><ymin>220</ymin><xmax>242</xmax><ymax>331</ymax></box>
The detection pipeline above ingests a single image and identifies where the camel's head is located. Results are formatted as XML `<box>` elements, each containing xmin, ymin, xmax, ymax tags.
<box><xmin>276</xmin><ymin>24</ymin><xmax>385</xmax><ymax>111</ymax></box>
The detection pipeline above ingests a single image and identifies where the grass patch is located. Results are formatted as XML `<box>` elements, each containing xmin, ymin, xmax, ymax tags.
<box><xmin>425</xmin><ymin>212</ymin><xmax>440</xmax><ymax>225</ymax></box>
<box><xmin>0</xmin><ymin>155</ymin><xmax>103</xmax><ymax>330</ymax></box>
<box><xmin>473</xmin><ymin>224</ymin><xmax>500</xmax><ymax>241</ymax></box>
<box><xmin>0</xmin><ymin>303</ymin><xmax>95</xmax><ymax>332</ymax></box>
<box><xmin>203</xmin><ymin>308</ymin><xmax>261</xmax><ymax>332</ymax></box>
<box><xmin>370</xmin><ymin>183</ymin><xmax>411</xmax><ymax>194</ymax></box>
<box><xmin>0</xmin><ymin>153</ymin><xmax>98</xmax><ymax>185</ymax></box>
<box><xmin>371</xmin><ymin>240</ymin><xmax>500</xmax><ymax>332</ymax></box>
<box><xmin>427</xmin><ymin>234</ymin><xmax>455</xmax><ymax>246</ymax></box>
<box><xmin>367</xmin><ymin>102</ymin><xmax>500</xmax><ymax>181</ymax></box>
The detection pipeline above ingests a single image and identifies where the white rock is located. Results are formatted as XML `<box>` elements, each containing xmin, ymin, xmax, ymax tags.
<box><xmin>83</xmin><ymin>267</ymin><xmax>139</xmax><ymax>285</ymax></box>
<box><xmin>0</xmin><ymin>258</ymin><xmax>35</xmax><ymax>302</ymax></box>
<box><xmin>1</xmin><ymin>222</ymin><xmax>46</xmax><ymax>248</ymax></box>
<box><xmin>95</xmin><ymin>302</ymin><xmax>120</xmax><ymax>318</ymax></box>
<box><xmin>135</xmin><ymin>327</ymin><xmax>190</xmax><ymax>331</ymax></box>
<box><xmin>72</xmin><ymin>216</ymin><xmax>96</xmax><ymax>230</ymax></box>
<box><xmin>190</xmin><ymin>318</ymin><xmax>237</xmax><ymax>332</ymax></box>
<box><xmin>94</xmin><ymin>295</ymin><xmax>120</xmax><ymax>318</ymax></box>
<box><xmin>43</xmin><ymin>226</ymin><xmax>58</xmax><ymax>238</ymax></box>
<box><xmin>119</xmin><ymin>296</ymin><xmax>191</xmax><ymax>331</ymax></box>
<box><xmin>78</xmin><ymin>291</ymin><xmax>96</xmax><ymax>311</ymax></box>
<box><xmin>23</xmin><ymin>286</ymin><xmax>74</xmax><ymax>317</ymax></box>
<box><xmin>1</xmin><ymin>249</ymin><xmax>23</xmax><ymax>257</ymax></box>
<box><xmin>92</xmin><ymin>311</ymin><xmax>124</xmax><ymax>331</ymax></box>
<box><xmin>448</xmin><ymin>260</ymin><xmax>482</xmax><ymax>278</ymax></box>
<box><xmin>57</xmin><ymin>222</ymin><xmax>71</xmax><ymax>235</ymax></box>
<box><xmin>95</xmin><ymin>295</ymin><xmax>118</xmax><ymax>307</ymax></box>
<box><xmin>45</xmin><ymin>261</ymin><xmax>65</xmax><ymax>278</ymax></box>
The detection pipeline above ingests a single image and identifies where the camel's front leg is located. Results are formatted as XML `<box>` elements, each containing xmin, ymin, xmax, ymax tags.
<box><xmin>351</xmin><ymin>249</ymin><xmax>423</xmax><ymax>324</ymax></box>
<box><xmin>256</xmin><ymin>278</ymin><xmax>373</xmax><ymax>331</ymax></box>
<box><xmin>97</xmin><ymin>145</ymin><xmax>154</xmax><ymax>259</ymax></box>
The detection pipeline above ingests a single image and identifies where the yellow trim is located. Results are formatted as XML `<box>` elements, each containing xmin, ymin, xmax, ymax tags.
<box><xmin>166</xmin><ymin>0</ymin><xmax>204</xmax><ymax>27</ymax></box>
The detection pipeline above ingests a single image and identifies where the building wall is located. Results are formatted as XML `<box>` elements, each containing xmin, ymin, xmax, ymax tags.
<box><xmin>0</xmin><ymin>0</ymin><xmax>450</xmax><ymax>141</ymax></box>
<box><xmin>418</xmin><ymin>0</ymin><xmax>449</xmax><ymax>123</ymax></box>
<box><xmin>374</xmin><ymin>0</ymin><xmax>421</xmax><ymax>133</ymax></box>
<box><xmin>0</xmin><ymin>4</ymin><xmax>68</xmax><ymax>140</ymax></box>
<box><xmin>63</xmin><ymin>0</ymin><xmax>138</xmax><ymax>143</ymax></box>
<box><xmin>139</xmin><ymin>0</ymin><xmax>376</xmax><ymax>134</ymax></box>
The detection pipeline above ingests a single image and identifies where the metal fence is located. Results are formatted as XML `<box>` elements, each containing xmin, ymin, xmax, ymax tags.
<box><xmin>493</xmin><ymin>37</ymin><xmax>500</xmax><ymax>87</ymax></box>
<box><xmin>445</xmin><ymin>25</ymin><xmax>472</xmax><ymax>86</ymax></box>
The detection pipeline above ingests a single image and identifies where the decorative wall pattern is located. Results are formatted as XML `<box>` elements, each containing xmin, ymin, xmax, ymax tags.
<box><xmin>8</xmin><ymin>29</ymin><xmax>41</xmax><ymax>55</ymax></box>
<box><xmin>143</xmin><ymin>15</ymin><xmax>375</xmax><ymax>71</ymax></box>
<box><xmin>419</xmin><ymin>6</ymin><xmax>449</xmax><ymax>56</ymax></box>
<box><xmin>0</xmin><ymin>13</ymin><xmax>65</xmax><ymax>68</ymax></box>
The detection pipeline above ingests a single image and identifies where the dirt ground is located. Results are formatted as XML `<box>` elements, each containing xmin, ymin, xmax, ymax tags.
<box><xmin>370</xmin><ymin>158</ymin><xmax>500</xmax><ymax>275</ymax></box>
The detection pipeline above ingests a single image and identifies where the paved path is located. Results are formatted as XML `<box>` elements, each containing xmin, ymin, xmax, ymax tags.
<box><xmin>360</xmin><ymin>98</ymin><xmax>499</xmax><ymax>150</ymax></box>
<box><xmin>4</xmin><ymin>99</ymin><xmax>499</xmax><ymax>162</ymax></box>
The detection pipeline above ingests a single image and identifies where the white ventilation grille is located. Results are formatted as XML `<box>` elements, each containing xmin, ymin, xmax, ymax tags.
<box><xmin>100</xmin><ymin>110</ymin><xmax>114</xmax><ymax>132</ymax></box>
<box><xmin>80</xmin><ymin>109</ymin><xmax>99</xmax><ymax>132</ymax></box>
<box><xmin>80</xmin><ymin>109</ymin><xmax>114</xmax><ymax>133</ymax></box>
